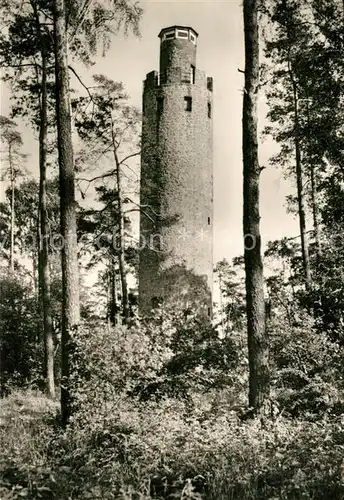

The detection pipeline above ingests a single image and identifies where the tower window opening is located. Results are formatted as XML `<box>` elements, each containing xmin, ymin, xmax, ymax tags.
<box><xmin>177</xmin><ymin>30</ymin><xmax>188</xmax><ymax>38</ymax></box>
<box><xmin>208</xmin><ymin>217</ymin><xmax>211</xmax><ymax>225</ymax></box>
<box><xmin>184</xmin><ymin>96</ymin><xmax>192</xmax><ymax>112</ymax></box>
<box><xmin>208</xmin><ymin>102</ymin><xmax>212</xmax><ymax>118</ymax></box>
<box><xmin>190</xmin><ymin>33</ymin><xmax>196</xmax><ymax>44</ymax></box>
<box><xmin>164</xmin><ymin>32</ymin><xmax>175</xmax><ymax>40</ymax></box>
<box><xmin>157</xmin><ymin>97</ymin><xmax>164</xmax><ymax>115</ymax></box>
<box><xmin>191</xmin><ymin>65</ymin><xmax>196</xmax><ymax>84</ymax></box>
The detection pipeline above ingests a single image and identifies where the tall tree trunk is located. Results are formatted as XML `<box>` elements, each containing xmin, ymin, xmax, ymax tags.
<box><xmin>306</xmin><ymin>102</ymin><xmax>321</xmax><ymax>264</ymax></box>
<box><xmin>107</xmin><ymin>265</ymin><xmax>112</xmax><ymax>328</ymax></box>
<box><xmin>32</xmin><ymin>252</ymin><xmax>38</xmax><ymax>294</ymax></box>
<box><xmin>109</xmin><ymin>255</ymin><xmax>119</xmax><ymax>326</ymax></box>
<box><xmin>37</xmin><ymin>211</ymin><xmax>44</xmax><ymax>342</ymax></box>
<box><xmin>310</xmin><ymin>162</ymin><xmax>321</xmax><ymax>262</ymax></box>
<box><xmin>243</xmin><ymin>0</ymin><xmax>270</xmax><ymax>412</ymax></box>
<box><xmin>53</xmin><ymin>0</ymin><xmax>80</xmax><ymax>426</ymax></box>
<box><xmin>290</xmin><ymin>80</ymin><xmax>311</xmax><ymax>288</ymax></box>
<box><xmin>111</xmin><ymin>120</ymin><xmax>130</xmax><ymax>324</ymax></box>
<box><xmin>32</xmin><ymin>0</ymin><xmax>56</xmax><ymax>399</ymax></box>
<box><xmin>9</xmin><ymin>143</ymin><xmax>14</xmax><ymax>272</ymax></box>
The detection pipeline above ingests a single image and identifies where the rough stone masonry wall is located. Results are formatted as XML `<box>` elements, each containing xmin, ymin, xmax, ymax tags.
<box><xmin>139</xmin><ymin>65</ymin><xmax>213</xmax><ymax>314</ymax></box>
<box><xmin>160</xmin><ymin>38</ymin><xmax>196</xmax><ymax>82</ymax></box>
<box><xmin>139</xmin><ymin>73</ymin><xmax>164</xmax><ymax>312</ymax></box>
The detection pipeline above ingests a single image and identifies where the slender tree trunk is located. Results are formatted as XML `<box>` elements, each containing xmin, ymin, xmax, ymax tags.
<box><xmin>37</xmin><ymin>211</ymin><xmax>44</xmax><ymax>341</ymax></box>
<box><xmin>111</xmin><ymin>120</ymin><xmax>130</xmax><ymax>324</ymax></box>
<box><xmin>53</xmin><ymin>0</ymin><xmax>80</xmax><ymax>426</ymax></box>
<box><xmin>39</xmin><ymin>69</ymin><xmax>55</xmax><ymax>399</ymax></box>
<box><xmin>32</xmin><ymin>0</ymin><xmax>56</xmax><ymax>399</ymax></box>
<box><xmin>109</xmin><ymin>255</ymin><xmax>119</xmax><ymax>326</ymax></box>
<box><xmin>242</xmin><ymin>0</ymin><xmax>270</xmax><ymax>412</ymax></box>
<box><xmin>107</xmin><ymin>265</ymin><xmax>111</xmax><ymax>328</ymax></box>
<box><xmin>291</xmin><ymin>82</ymin><xmax>311</xmax><ymax>288</ymax></box>
<box><xmin>310</xmin><ymin>162</ymin><xmax>321</xmax><ymax>261</ymax></box>
<box><xmin>32</xmin><ymin>251</ymin><xmax>38</xmax><ymax>294</ymax></box>
<box><xmin>218</xmin><ymin>271</ymin><xmax>225</xmax><ymax>331</ymax></box>
<box><xmin>9</xmin><ymin>143</ymin><xmax>14</xmax><ymax>272</ymax></box>
<box><xmin>306</xmin><ymin>102</ymin><xmax>321</xmax><ymax>264</ymax></box>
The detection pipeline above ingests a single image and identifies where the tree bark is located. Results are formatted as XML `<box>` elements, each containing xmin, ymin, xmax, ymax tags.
<box><xmin>9</xmin><ymin>142</ymin><xmax>14</xmax><ymax>272</ymax></box>
<box><xmin>32</xmin><ymin>0</ymin><xmax>56</xmax><ymax>399</ymax></box>
<box><xmin>32</xmin><ymin>251</ymin><xmax>38</xmax><ymax>294</ymax></box>
<box><xmin>111</xmin><ymin>119</ymin><xmax>130</xmax><ymax>324</ymax></box>
<box><xmin>109</xmin><ymin>255</ymin><xmax>119</xmax><ymax>326</ymax></box>
<box><xmin>242</xmin><ymin>0</ymin><xmax>270</xmax><ymax>412</ymax></box>
<box><xmin>53</xmin><ymin>0</ymin><xmax>80</xmax><ymax>426</ymax></box>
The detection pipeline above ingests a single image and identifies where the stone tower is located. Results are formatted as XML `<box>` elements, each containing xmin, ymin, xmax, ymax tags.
<box><xmin>139</xmin><ymin>26</ymin><xmax>213</xmax><ymax>315</ymax></box>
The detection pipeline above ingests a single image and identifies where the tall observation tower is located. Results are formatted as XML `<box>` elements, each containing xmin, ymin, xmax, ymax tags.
<box><xmin>139</xmin><ymin>26</ymin><xmax>213</xmax><ymax>315</ymax></box>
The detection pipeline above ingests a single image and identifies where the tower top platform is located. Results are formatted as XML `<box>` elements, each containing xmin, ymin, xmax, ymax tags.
<box><xmin>158</xmin><ymin>26</ymin><xmax>199</xmax><ymax>44</ymax></box>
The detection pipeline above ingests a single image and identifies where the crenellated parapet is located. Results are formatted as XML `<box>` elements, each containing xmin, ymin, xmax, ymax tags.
<box><xmin>144</xmin><ymin>69</ymin><xmax>213</xmax><ymax>90</ymax></box>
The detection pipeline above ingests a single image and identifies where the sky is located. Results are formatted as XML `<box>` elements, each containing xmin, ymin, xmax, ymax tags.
<box><xmin>0</xmin><ymin>0</ymin><xmax>299</xmax><ymax>264</ymax></box>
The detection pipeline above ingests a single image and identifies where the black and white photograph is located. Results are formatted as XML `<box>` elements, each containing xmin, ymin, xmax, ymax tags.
<box><xmin>0</xmin><ymin>0</ymin><xmax>343</xmax><ymax>498</ymax></box>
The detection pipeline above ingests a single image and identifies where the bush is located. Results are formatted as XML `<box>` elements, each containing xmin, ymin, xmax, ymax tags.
<box><xmin>0</xmin><ymin>272</ymin><xmax>43</xmax><ymax>395</ymax></box>
<box><xmin>48</xmin><ymin>314</ymin><xmax>342</xmax><ymax>499</ymax></box>
<box><xmin>1</xmin><ymin>309</ymin><xmax>343</xmax><ymax>499</ymax></box>
<box><xmin>1</xmin><ymin>303</ymin><xmax>344</xmax><ymax>500</ymax></box>
<box><xmin>70</xmin><ymin>313</ymin><xmax>240</xmax><ymax>415</ymax></box>
<box><xmin>268</xmin><ymin>314</ymin><xmax>344</xmax><ymax>417</ymax></box>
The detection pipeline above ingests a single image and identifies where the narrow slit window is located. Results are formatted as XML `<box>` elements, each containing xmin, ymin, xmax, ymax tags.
<box><xmin>207</xmin><ymin>217</ymin><xmax>211</xmax><ymax>225</ymax></box>
<box><xmin>157</xmin><ymin>97</ymin><xmax>164</xmax><ymax>115</ymax></box>
<box><xmin>184</xmin><ymin>96</ymin><xmax>192</xmax><ymax>112</ymax></box>
<box><xmin>208</xmin><ymin>102</ymin><xmax>212</xmax><ymax>118</ymax></box>
<box><xmin>191</xmin><ymin>65</ymin><xmax>196</xmax><ymax>84</ymax></box>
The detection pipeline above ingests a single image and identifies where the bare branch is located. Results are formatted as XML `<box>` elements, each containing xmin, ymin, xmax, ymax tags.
<box><xmin>119</xmin><ymin>150</ymin><xmax>141</xmax><ymax>165</ymax></box>
<box><xmin>68</xmin><ymin>65</ymin><xmax>94</xmax><ymax>101</ymax></box>
<box><xmin>77</xmin><ymin>169</ymin><xmax>116</xmax><ymax>184</ymax></box>
<box><xmin>0</xmin><ymin>62</ymin><xmax>41</xmax><ymax>69</ymax></box>
<box><xmin>121</xmin><ymin>161</ymin><xmax>139</xmax><ymax>180</ymax></box>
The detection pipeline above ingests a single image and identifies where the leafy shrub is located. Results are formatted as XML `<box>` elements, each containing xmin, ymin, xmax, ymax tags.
<box><xmin>1</xmin><ymin>306</ymin><xmax>343</xmax><ymax>499</ymax></box>
<box><xmin>268</xmin><ymin>314</ymin><xmax>344</xmax><ymax>417</ymax></box>
<box><xmin>70</xmin><ymin>312</ymin><xmax>240</xmax><ymax>416</ymax></box>
<box><xmin>0</xmin><ymin>272</ymin><xmax>43</xmax><ymax>395</ymax></box>
<box><xmin>49</xmin><ymin>402</ymin><xmax>344</xmax><ymax>499</ymax></box>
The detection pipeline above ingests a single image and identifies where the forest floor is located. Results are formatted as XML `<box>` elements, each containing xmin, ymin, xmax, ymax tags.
<box><xmin>0</xmin><ymin>389</ymin><xmax>343</xmax><ymax>499</ymax></box>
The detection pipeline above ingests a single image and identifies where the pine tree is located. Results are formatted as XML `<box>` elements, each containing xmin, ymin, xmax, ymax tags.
<box><xmin>53</xmin><ymin>0</ymin><xmax>80</xmax><ymax>425</ymax></box>
<box><xmin>74</xmin><ymin>75</ymin><xmax>140</xmax><ymax>325</ymax></box>
<box><xmin>242</xmin><ymin>0</ymin><xmax>270</xmax><ymax>412</ymax></box>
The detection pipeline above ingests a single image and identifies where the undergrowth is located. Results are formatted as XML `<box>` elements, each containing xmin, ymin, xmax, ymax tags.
<box><xmin>1</xmin><ymin>316</ymin><xmax>344</xmax><ymax>499</ymax></box>
<box><xmin>0</xmin><ymin>388</ymin><xmax>343</xmax><ymax>499</ymax></box>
